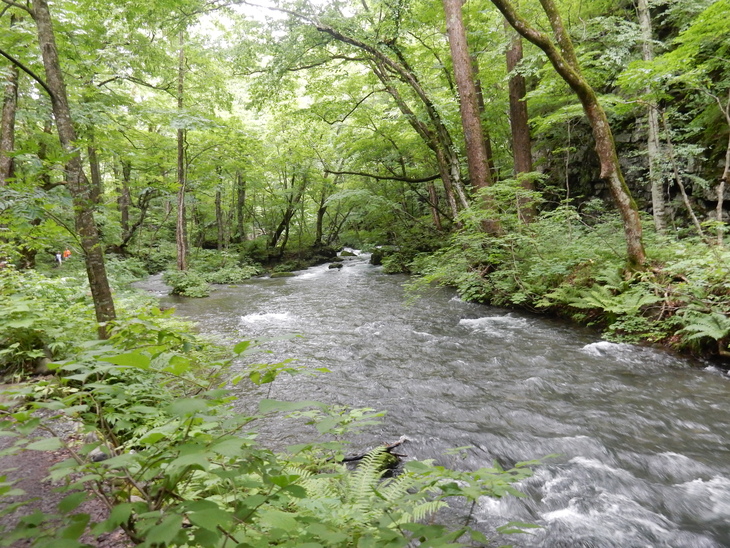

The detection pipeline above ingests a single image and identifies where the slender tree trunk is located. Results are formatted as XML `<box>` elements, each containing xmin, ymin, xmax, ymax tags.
<box><xmin>31</xmin><ymin>0</ymin><xmax>116</xmax><ymax>337</ymax></box>
<box><xmin>427</xmin><ymin>182</ymin><xmax>442</xmax><ymax>231</ymax></box>
<box><xmin>504</xmin><ymin>20</ymin><xmax>534</xmax><ymax>222</ymax></box>
<box><xmin>492</xmin><ymin>0</ymin><xmax>646</xmax><ymax>267</ymax></box>
<box><xmin>714</xmin><ymin>89</ymin><xmax>730</xmax><ymax>246</ymax></box>
<box><xmin>215</xmin><ymin>185</ymin><xmax>224</xmax><ymax>250</ymax></box>
<box><xmin>443</xmin><ymin>0</ymin><xmax>493</xmax><ymax>194</ymax></box>
<box><xmin>637</xmin><ymin>0</ymin><xmax>666</xmax><ymax>234</ymax></box>
<box><xmin>235</xmin><ymin>171</ymin><xmax>246</xmax><ymax>243</ymax></box>
<box><xmin>87</xmin><ymin>140</ymin><xmax>102</xmax><ymax>204</ymax></box>
<box><xmin>314</xmin><ymin>191</ymin><xmax>326</xmax><ymax>247</ymax></box>
<box><xmin>0</xmin><ymin>16</ymin><xmax>19</xmax><ymax>185</ymax></box>
<box><xmin>118</xmin><ymin>159</ymin><xmax>131</xmax><ymax>238</ymax></box>
<box><xmin>0</xmin><ymin>67</ymin><xmax>18</xmax><ymax>185</ymax></box>
<box><xmin>471</xmin><ymin>56</ymin><xmax>496</xmax><ymax>178</ymax></box>
<box><xmin>176</xmin><ymin>31</ymin><xmax>187</xmax><ymax>271</ymax></box>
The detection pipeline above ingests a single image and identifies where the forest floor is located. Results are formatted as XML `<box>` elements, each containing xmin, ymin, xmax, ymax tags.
<box><xmin>0</xmin><ymin>386</ymin><xmax>130</xmax><ymax>547</ymax></box>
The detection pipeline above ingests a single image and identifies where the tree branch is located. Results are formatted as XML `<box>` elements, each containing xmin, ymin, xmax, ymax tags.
<box><xmin>324</xmin><ymin>168</ymin><xmax>440</xmax><ymax>184</ymax></box>
<box><xmin>0</xmin><ymin>0</ymin><xmax>32</xmax><ymax>16</ymax></box>
<box><xmin>0</xmin><ymin>46</ymin><xmax>55</xmax><ymax>100</ymax></box>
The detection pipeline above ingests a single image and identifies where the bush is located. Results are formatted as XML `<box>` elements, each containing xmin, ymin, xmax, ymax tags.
<box><xmin>204</xmin><ymin>264</ymin><xmax>261</xmax><ymax>284</ymax></box>
<box><xmin>162</xmin><ymin>269</ymin><xmax>211</xmax><ymax>298</ymax></box>
<box><xmin>0</xmin><ymin>267</ymin><xmax>94</xmax><ymax>377</ymax></box>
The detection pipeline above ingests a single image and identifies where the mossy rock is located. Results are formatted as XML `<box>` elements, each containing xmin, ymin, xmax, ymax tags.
<box><xmin>331</xmin><ymin>256</ymin><xmax>345</xmax><ymax>262</ymax></box>
<box><xmin>328</xmin><ymin>263</ymin><xmax>343</xmax><ymax>269</ymax></box>
<box><xmin>270</xmin><ymin>272</ymin><xmax>296</xmax><ymax>278</ymax></box>
<box><xmin>340</xmin><ymin>250</ymin><xmax>356</xmax><ymax>257</ymax></box>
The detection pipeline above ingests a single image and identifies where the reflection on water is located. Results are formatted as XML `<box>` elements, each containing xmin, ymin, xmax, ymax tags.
<box><xmin>139</xmin><ymin>253</ymin><xmax>730</xmax><ymax>547</ymax></box>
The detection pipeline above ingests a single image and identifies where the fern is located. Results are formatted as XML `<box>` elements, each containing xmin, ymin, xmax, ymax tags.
<box><xmin>568</xmin><ymin>285</ymin><xmax>660</xmax><ymax>315</ymax></box>
<box><xmin>679</xmin><ymin>312</ymin><xmax>730</xmax><ymax>343</ymax></box>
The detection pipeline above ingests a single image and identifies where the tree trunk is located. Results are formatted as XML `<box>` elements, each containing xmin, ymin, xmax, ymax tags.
<box><xmin>314</xmin><ymin>191</ymin><xmax>326</xmax><ymax>247</ymax></box>
<box><xmin>31</xmin><ymin>0</ymin><xmax>116</xmax><ymax>337</ymax></box>
<box><xmin>235</xmin><ymin>171</ymin><xmax>246</xmax><ymax>243</ymax></box>
<box><xmin>176</xmin><ymin>31</ymin><xmax>187</xmax><ymax>271</ymax></box>
<box><xmin>118</xmin><ymin>159</ymin><xmax>131</xmax><ymax>238</ymax></box>
<box><xmin>492</xmin><ymin>0</ymin><xmax>646</xmax><ymax>268</ymax></box>
<box><xmin>0</xmin><ymin>68</ymin><xmax>18</xmax><ymax>184</ymax></box>
<box><xmin>637</xmin><ymin>0</ymin><xmax>667</xmax><ymax>234</ymax></box>
<box><xmin>215</xmin><ymin>186</ymin><xmax>224</xmax><ymax>250</ymax></box>
<box><xmin>427</xmin><ymin>182</ymin><xmax>442</xmax><ymax>231</ymax></box>
<box><xmin>714</xmin><ymin>88</ymin><xmax>730</xmax><ymax>246</ymax></box>
<box><xmin>0</xmin><ymin>16</ymin><xmax>18</xmax><ymax>185</ymax></box>
<box><xmin>504</xmin><ymin>20</ymin><xmax>534</xmax><ymax>222</ymax></box>
<box><xmin>471</xmin><ymin>56</ymin><xmax>497</xmax><ymax>178</ymax></box>
<box><xmin>442</xmin><ymin>0</ymin><xmax>493</xmax><ymax>194</ymax></box>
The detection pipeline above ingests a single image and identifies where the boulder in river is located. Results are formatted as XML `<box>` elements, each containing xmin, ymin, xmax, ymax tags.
<box><xmin>270</xmin><ymin>272</ymin><xmax>296</xmax><ymax>278</ymax></box>
<box><xmin>328</xmin><ymin>263</ymin><xmax>343</xmax><ymax>269</ymax></box>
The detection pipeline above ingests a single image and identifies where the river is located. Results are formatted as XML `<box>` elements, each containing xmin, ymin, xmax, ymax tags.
<box><xmin>138</xmin><ymin>252</ymin><xmax>730</xmax><ymax>547</ymax></box>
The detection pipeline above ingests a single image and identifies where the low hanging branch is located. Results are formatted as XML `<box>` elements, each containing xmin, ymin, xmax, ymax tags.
<box><xmin>323</xmin><ymin>168</ymin><xmax>440</xmax><ymax>184</ymax></box>
<box><xmin>0</xmin><ymin>46</ymin><xmax>56</xmax><ymax>101</ymax></box>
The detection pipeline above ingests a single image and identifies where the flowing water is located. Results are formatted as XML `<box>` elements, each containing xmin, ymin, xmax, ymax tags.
<box><xmin>139</xmin><ymin>252</ymin><xmax>730</xmax><ymax>547</ymax></box>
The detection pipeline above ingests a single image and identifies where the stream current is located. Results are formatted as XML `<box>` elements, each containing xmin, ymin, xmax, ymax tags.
<box><xmin>139</xmin><ymin>252</ymin><xmax>730</xmax><ymax>547</ymax></box>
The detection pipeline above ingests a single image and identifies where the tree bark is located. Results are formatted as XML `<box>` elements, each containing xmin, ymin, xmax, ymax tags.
<box><xmin>504</xmin><ymin>19</ymin><xmax>534</xmax><ymax>222</ymax></box>
<box><xmin>492</xmin><ymin>0</ymin><xmax>646</xmax><ymax>267</ymax></box>
<box><xmin>176</xmin><ymin>31</ymin><xmax>187</xmax><ymax>271</ymax></box>
<box><xmin>471</xmin><ymin>56</ymin><xmax>497</xmax><ymax>178</ymax></box>
<box><xmin>442</xmin><ymin>0</ymin><xmax>493</xmax><ymax>194</ymax></box>
<box><xmin>235</xmin><ymin>170</ymin><xmax>246</xmax><ymax>243</ymax></box>
<box><xmin>118</xmin><ymin>159</ymin><xmax>131</xmax><ymax>238</ymax></box>
<box><xmin>637</xmin><ymin>0</ymin><xmax>667</xmax><ymax>234</ymax></box>
<box><xmin>31</xmin><ymin>0</ymin><xmax>116</xmax><ymax>337</ymax></box>
<box><xmin>215</xmin><ymin>185</ymin><xmax>224</xmax><ymax>251</ymax></box>
<box><xmin>0</xmin><ymin>16</ymin><xmax>19</xmax><ymax>185</ymax></box>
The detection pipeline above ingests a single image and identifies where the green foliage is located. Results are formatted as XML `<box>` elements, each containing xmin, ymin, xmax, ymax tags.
<box><xmin>162</xmin><ymin>270</ymin><xmax>211</xmax><ymax>298</ymax></box>
<box><xmin>202</xmin><ymin>265</ymin><xmax>261</xmax><ymax>284</ymax></box>
<box><xmin>0</xmin><ymin>267</ymin><xmax>94</xmax><ymax>376</ymax></box>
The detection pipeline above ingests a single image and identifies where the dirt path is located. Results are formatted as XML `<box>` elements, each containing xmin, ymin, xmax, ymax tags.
<box><xmin>0</xmin><ymin>396</ymin><xmax>130</xmax><ymax>547</ymax></box>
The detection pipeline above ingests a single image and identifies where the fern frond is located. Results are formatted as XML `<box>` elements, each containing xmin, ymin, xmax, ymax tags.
<box><xmin>680</xmin><ymin>312</ymin><xmax>730</xmax><ymax>341</ymax></box>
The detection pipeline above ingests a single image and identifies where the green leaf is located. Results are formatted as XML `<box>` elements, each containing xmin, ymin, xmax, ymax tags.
<box><xmin>167</xmin><ymin>452</ymin><xmax>210</xmax><ymax>473</ymax></box>
<box><xmin>102</xmin><ymin>352</ymin><xmax>151</xmax><ymax>369</ymax></box>
<box><xmin>58</xmin><ymin>492</ymin><xmax>87</xmax><ymax>513</ymax></box>
<box><xmin>185</xmin><ymin>501</ymin><xmax>234</xmax><ymax>531</ymax></box>
<box><xmin>168</xmin><ymin>398</ymin><xmax>209</xmax><ymax>416</ymax></box>
<box><xmin>259</xmin><ymin>508</ymin><xmax>299</xmax><ymax>532</ymax></box>
<box><xmin>145</xmin><ymin>514</ymin><xmax>185</xmax><ymax>545</ymax></box>
<box><xmin>26</xmin><ymin>437</ymin><xmax>63</xmax><ymax>451</ymax></box>
<box><xmin>234</xmin><ymin>340</ymin><xmax>252</xmax><ymax>354</ymax></box>
<box><xmin>60</xmin><ymin>513</ymin><xmax>90</xmax><ymax>540</ymax></box>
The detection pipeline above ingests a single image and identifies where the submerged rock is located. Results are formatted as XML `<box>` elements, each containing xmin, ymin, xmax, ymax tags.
<box><xmin>270</xmin><ymin>272</ymin><xmax>295</xmax><ymax>278</ymax></box>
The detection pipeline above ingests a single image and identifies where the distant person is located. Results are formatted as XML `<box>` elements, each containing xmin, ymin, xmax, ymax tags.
<box><xmin>55</xmin><ymin>252</ymin><xmax>63</xmax><ymax>267</ymax></box>
<box><xmin>63</xmin><ymin>248</ymin><xmax>71</xmax><ymax>260</ymax></box>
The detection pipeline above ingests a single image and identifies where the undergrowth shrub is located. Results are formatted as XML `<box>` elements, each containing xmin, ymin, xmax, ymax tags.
<box><xmin>0</xmin><ymin>267</ymin><xmax>94</xmax><ymax>377</ymax></box>
<box><xmin>162</xmin><ymin>270</ymin><xmax>211</xmax><ymax>298</ymax></box>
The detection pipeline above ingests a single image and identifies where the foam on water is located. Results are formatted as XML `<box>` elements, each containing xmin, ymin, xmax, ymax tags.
<box><xmin>580</xmin><ymin>340</ymin><xmax>632</xmax><ymax>356</ymax></box>
<box><xmin>240</xmin><ymin>312</ymin><xmax>293</xmax><ymax>324</ymax></box>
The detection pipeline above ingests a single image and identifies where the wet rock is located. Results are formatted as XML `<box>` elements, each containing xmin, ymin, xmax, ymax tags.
<box><xmin>328</xmin><ymin>263</ymin><xmax>343</xmax><ymax>269</ymax></box>
<box><xmin>270</xmin><ymin>272</ymin><xmax>295</xmax><ymax>278</ymax></box>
